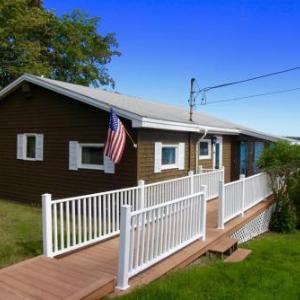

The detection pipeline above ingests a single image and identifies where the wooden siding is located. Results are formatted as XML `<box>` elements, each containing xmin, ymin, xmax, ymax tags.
<box><xmin>0</xmin><ymin>84</ymin><xmax>137</xmax><ymax>203</ymax></box>
<box><xmin>137</xmin><ymin>129</ymin><xmax>197</xmax><ymax>183</ymax></box>
<box><xmin>222</xmin><ymin>136</ymin><xmax>232</xmax><ymax>183</ymax></box>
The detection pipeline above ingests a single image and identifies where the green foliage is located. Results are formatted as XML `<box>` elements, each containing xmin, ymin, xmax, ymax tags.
<box><xmin>0</xmin><ymin>198</ymin><xmax>42</xmax><ymax>268</ymax></box>
<box><xmin>289</xmin><ymin>174</ymin><xmax>300</xmax><ymax>229</ymax></box>
<box><xmin>117</xmin><ymin>232</ymin><xmax>300</xmax><ymax>300</ymax></box>
<box><xmin>258</xmin><ymin>141</ymin><xmax>300</xmax><ymax>232</ymax></box>
<box><xmin>0</xmin><ymin>0</ymin><xmax>120</xmax><ymax>89</ymax></box>
<box><xmin>269</xmin><ymin>195</ymin><xmax>296</xmax><ymax>233</ymax></box>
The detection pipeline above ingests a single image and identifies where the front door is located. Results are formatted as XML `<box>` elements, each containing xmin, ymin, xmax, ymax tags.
<box><xmin>213</xmin><ymin>136</ymin><xmax>223</xmax><ymax>169</ymax></box>
<box><xmin>240</xmin><ymin>142</ymin><xmax>248</xmax><ymax>175</ymax></box>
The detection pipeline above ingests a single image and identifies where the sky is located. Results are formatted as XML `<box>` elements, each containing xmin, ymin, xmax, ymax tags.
<box><xmin>44</xmin><ymin>0</ymin><xmax>300</xmax><ymax>136</ymax></box>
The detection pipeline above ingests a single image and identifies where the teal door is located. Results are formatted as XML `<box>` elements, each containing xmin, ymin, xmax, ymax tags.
<box><xmin>240</xmin><ymin>142</ymin><xmax>248</xmax><ymax>175</ymax></box>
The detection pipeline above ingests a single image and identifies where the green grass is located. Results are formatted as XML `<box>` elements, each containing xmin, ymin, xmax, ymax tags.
<box><xmin>117</xmin><ymin>231</ymin><xmax>300</xmax><ymax>300</ymax></box>
<box><xmin>0</xmin><ymin>199</ymin><xmax>42</xmax><ymax>268</ymax></box>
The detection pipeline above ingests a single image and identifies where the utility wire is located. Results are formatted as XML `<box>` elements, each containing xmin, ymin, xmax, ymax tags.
<box><xmin>200</xmin><ymin>87</ymin><xmax>300</xmax><ymax>105</ymax></box>
<box><xmin>198</xmin><ymin>66</ymin><xmax>300</xmax><ymax>93</ymax></box>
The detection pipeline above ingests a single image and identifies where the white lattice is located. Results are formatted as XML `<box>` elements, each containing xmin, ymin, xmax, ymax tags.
<box><xmin>231</xmin><ymin>205</ymin><xmax>274</xmax><ymax>244</ymax></box>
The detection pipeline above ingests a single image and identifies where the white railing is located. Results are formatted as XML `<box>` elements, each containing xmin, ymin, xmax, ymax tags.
<box><xmin>42</xmin><ymin>168</ymin><xmax>224</xmax><ymax>257</ymax></box>
<box><xmin>117</xmin><ymin>187</ymin><xmax>207</xmax><ymax>290</ymax></box>
<box><xmin>194</xmin><ymin>168</ymin><xmax>224</xmax><ymax>200</ymax></box>
<box><xmin>42</xmin><ymin>186</ymin><xmax>140</xmax><ymax>257</ymax></box>
<box><xmin>218</xmin><ymin>172</ymin><xmax>272</xmax><ymax>229</ymax></box>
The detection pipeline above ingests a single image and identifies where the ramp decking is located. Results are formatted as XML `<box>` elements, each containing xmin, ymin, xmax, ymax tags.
<box><xmin>0</xmin><ymin>197</ymin><xmax>273</xmax><ymax>299</ymax></box>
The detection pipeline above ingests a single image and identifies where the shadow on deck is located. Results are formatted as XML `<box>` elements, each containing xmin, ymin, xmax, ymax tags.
<box><xmin>0</xmin><ymin>197</ymin><xmax>273</xmax><ymax>300</ymax></box>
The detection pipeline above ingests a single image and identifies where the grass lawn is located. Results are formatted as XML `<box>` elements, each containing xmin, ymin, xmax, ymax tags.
<box><xmin>118</xmin><ymin>231</ymin><xmax>300</xmax><ymax>300</ymax></box>
<box><xmin>0</xmin><ymin>199</ymin><xmax>42</xmax><ymax>268</ymax></box>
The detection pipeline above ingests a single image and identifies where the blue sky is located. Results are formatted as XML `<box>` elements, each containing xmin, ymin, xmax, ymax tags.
<box><xmin>44</xmin><ymin>0</ymin><xmax>300</xmax><ymax>136</ymax></box>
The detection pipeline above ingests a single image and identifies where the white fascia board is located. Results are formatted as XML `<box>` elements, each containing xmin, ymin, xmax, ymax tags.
<box><xmin>239</xmin><ymin>129</ymin><xmax>283</xmax><ymax>142</ymax></box>
<box><xmin>132</xmin><ymin>117</ymin><xmax>240</xmax><ymax>134</ymax></box>
<box><xmin>0</xmin><ymin>74</ymin><xmax>143</xmax><ymax>123</ymax></box>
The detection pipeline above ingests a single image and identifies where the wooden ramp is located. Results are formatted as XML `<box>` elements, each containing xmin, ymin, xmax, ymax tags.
<box><xmin>0</xmin><ymin>197</ymin><xmax>273</xmax><ymax>300</ymax></box>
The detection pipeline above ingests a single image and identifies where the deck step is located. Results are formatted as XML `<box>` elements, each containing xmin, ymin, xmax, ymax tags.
<box><xmin>225</xmin><ymin>248</ymin><xmax>252</xmax><ymax>263</ymax></box>
<box><xmin>208</xmin><ymin>237</ymin><xmax>238</xmax><ymax>256</ymax></box>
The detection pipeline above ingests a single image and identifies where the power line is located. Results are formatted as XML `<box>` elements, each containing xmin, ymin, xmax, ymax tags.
<box><xmin>200</xmin><ymin>87</ymin><xmax>300</xmax><ymax>105</ymax></box>
<box><xmin>198</xmin><ymin>66</ymin><xmax>300</xmax><ymax>93</ymax></box>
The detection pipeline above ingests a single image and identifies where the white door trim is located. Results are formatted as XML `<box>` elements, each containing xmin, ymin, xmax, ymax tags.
<box><xmin>213</xmin><ymin>135</ymin><xmax>223</xmax><ymax>169</ymax></box>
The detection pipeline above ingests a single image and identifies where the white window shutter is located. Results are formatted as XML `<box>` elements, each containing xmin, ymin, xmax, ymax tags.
<box><xmin>178</xmin><ymin>143</ymin><xmax>185</xmax><ymax>170</ymax></box>
<box><xmin>69</xmin><ymin>141</ymin><xmax>79</xmax><ymax>170</ymax></box>
<box><xmin>154</xmin><ymin>142</ymin><xmax>162</xmax><ymax>173</ymax></box>
<box><xmin>36</xmin><ymin>134</ymin><xmax>44</xmax><ymax>161</ymax></box>
<box><xmin>104</xmin><ymin>155</ymin><xmax>115</xmax><ymax>174</ymax></box>
<box><xmin>17</xmin><ymin>134</ymin><xmax>24</xmax><ymax>160</ymax></box>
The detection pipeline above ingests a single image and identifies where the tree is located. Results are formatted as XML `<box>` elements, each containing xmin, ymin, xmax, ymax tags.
<box><xmin>0</xmin><ymin>0</ymin><xmax>120</xmax><ymax>89</ymax></box>
<box><xmin>258</xmin><ymin>141</ymin><xmax>300</xmax><ymax>232</ymax></box>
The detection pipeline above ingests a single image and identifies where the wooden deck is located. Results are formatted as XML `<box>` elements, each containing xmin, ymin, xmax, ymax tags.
<box><xmin>0</xmin><ymin>197</ymin><xmax>273</xmax><ymax>300</ymax></box>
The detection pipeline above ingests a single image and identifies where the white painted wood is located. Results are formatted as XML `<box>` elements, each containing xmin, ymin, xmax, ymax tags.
<box><xmin>116</xmin><ymin>205</ymin><xmax>131</xmax><ymax>290</ymax></box>
<box><xmin>69</xmin><ymin>141</ymin><xmax>79</xmax><ymax>170</ymax></box>
<box><xmin>17</xmin><ymin>134</ymin><xmax>24</xmax><ymax>160</ymax></box>
<box><xmin>104</xmin><ymin>155</ymin><xmax>115</xmax><ymax>173</ymax></box>
<box><xmin>42</xmin><ymin>193</ymin><xmax>53</xmax><ymax>257</ymax></box>
<box><xmin>36</xmin><ymin>134</ymin><xmax>44</xmax><ymax>161</ymax></box>
<box><xmin>240</xmin><ymin>174</ymin><xmax>246</xmax><ymax>216</ymax></box>
<box><xmin>178</xmin><ymin>143</ymin><xmax>185</xmax><ymax>170</ymax></box>
<box><xmin>201</xmin><ymin>185</ymin><xmax>207</xmax><ymax>240</ymax></box>
<box><xmin>154</xmin><ymin>142</ymin><xmax>162</xmax><ymax>173</ymax></box>
<box><xmin>138</xmin><ymin>180</ymin><xmax>145</xmax><ymax>209</ymax></box>
<box><xmin>188</xmin><ymin>170</ymin><xmax>194</xmax><ymax>194</ymax></box>
<box><xmin>218</xmin><ymin>180</ymin><xmax>225</xmax><ymax>229</ymax></box>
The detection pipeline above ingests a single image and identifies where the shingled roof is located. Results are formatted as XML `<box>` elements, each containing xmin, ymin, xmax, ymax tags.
<box><xmin>0</xmin><ymin>74</ymin><xmax>294</xmax><ymax>142</ymax></box>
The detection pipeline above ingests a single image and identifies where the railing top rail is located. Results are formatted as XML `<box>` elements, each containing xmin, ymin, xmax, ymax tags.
<box><xmin>195</xmin><ymin>168</ymin><xmax>224</xmax><ymax>176</ymax></box>
<box><xmin>51</xmin><ymin>185</ymin><xmax>139</xmax><ymax>204</ymax></box>
<box><xmin>224</xmin><ymin>178</ymin><xmax>242</xmax><ymax>187</ymax></box>
<box><xmin>130</xmin><ymin>191</ymin><xmax>205</xmax><ymax>216</ymax></box>
<box><xmin>245</xmin><ymin>172</ymin><xmax>266</xmax><ymax>180</ymax></box>
<box><xmin>143</xmin><ymin>174</ymin><xmax>191</xmax><ymax>188</ymax></box>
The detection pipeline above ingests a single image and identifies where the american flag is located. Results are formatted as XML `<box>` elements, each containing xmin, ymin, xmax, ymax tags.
<box><xmin>104</xmin><ymin>108</ymin><xmax>127</xmax><ymax>164</ymax></box>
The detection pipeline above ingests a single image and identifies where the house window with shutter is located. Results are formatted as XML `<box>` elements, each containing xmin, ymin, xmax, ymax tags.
<box><xmin>17</xmin><ymin>133</ymin><xmax>44</xmax><ymax>161</ymax></box>
<box><xmin>69</xmin><ymin>141</ymin><xmax>115</xmax><ymax>173</ymax></box>
<box><xmin>154</xmin><ymin>142</ymin><xmax>185</xmax><ymax>173</ymax></box>
<box><xmin>79</xmin><ymin>143</ymin><xmax>104</xmax><ymax>170</ymax></box>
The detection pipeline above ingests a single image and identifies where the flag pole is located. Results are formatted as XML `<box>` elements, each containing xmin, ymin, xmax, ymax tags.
<box><xmin>123</xmin><ymin>125</ymin><xmax>137</xmax><ymax>148</ymax></box>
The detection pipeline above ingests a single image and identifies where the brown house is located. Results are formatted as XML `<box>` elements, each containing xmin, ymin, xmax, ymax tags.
<box><xmin>0</xmin><ymin>74</ymin><xmax>289</xmax><ymax>203</ymax></box>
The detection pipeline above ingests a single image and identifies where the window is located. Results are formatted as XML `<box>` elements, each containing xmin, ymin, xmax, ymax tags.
<box><xmin>199</xmin><ymin>139</ymin><xmax>211</xmax><ymax>159</ymax></box>
<box><xmin>26</xmin><ymin>135</ymin><xmax>36</xmax><ymax>159</ymax></box>
<box><xmin>161</xmin><ymin>146</ymin><xmax>177</xmax><ymax>169</ymax></box>
<box><xmin>253</xmin><ymin>142</ymin><xmax>264</xmax><ymax>173</ymax></box>
<box><xmin>78</xmin><ymin>144</ymin><xmax>104</xmax><ymax>170</ymax></box>
<box><xmin>17</xmin><ymin>133</ymin><xmax>44</xmax><ymax>161</ymax></box>
<box><xmin>154</xmin><ymin>142</ymin><xmax>185</xmax><ymax>173</ymax></box>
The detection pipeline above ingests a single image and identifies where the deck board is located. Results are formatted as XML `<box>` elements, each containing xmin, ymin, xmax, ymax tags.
<box><xmin>0</xmin><ymin>197</ymin><xmax>273</xmax><ymax>299</ymax></box>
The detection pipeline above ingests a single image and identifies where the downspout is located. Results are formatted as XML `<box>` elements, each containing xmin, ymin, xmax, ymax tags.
<box><xmin>195</xmin><ymin>129</ymin><xmax>208</xmax><ymax>173</ymax></box>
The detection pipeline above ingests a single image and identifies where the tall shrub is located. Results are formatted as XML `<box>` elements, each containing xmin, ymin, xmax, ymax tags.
<box><xmin>258</xmin><ymin>141</ymin><xmax>300</xmax><ymax>232</ymax></box>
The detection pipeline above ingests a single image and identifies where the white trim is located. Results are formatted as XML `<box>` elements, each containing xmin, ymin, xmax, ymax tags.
<box><xmin>213</xmin><ymin>136</ymin><xmax>223</xmax><ymax>170</ymax></box>
<box><xmin>17</xmin><ymin>133</ymin><xmax>43</xmax><ymax>161</ymax></box>
<box><xmin>161</xmin><ymin>144</ymin><xmax>180</xmax><ymax>170</ymax></box>
<box><xmin>78</xmin><ymin>143</ymin><xmax>105</xmax><ymax>171</ymax></box>
<box><xmin>199</xmin><ymin>139</ymin><xmax>212</xmax><ymax>160</ymax></box>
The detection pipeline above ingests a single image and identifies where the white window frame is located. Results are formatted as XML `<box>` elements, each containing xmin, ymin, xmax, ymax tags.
<box><xmin>161</xmin><ymin>144</ymin><xmax>179</xmax><ymax>170</ymax></box>
<box><xmin>78</xmin><ymin>143</ymin><xmax>105</xmax><ymax>171</ymax></box>
<box><xmin>24</xmin><ymin>133</ymin><xmax>39</xmax><ymax>161</ymax></box>
<box><xmin>199</xmin><ymin>139</ymin><xmax>212</xmax><ymax>160</ymax></box>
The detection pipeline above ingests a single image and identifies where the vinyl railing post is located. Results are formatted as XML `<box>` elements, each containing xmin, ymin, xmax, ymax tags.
<box><xmin>201</xmin><ymin>185</ymin><xmax>207</xmax><ymax>240</ymax></box>
<box><xmin>188</xmin><ymin>170</ymin><xmax>194</xmax><ymax>195</ymax></box>
<box><xmin>117</xmin><ymin>205</ymin><xmax>131</xmax><ymax>290</ymax></box>
<box><xmin>198</xmin><ymin>165</ymin><xmax>203</xmax><ymax>174</ymax></box>
<box><xmin>240</xmin><ymin>174</ymin><xmax>246</xmax><ymax>216</ymax></box>
<box><xmin>138</xmin><ymin>180</ymin><xmax>145</xmax><ymax>209</ymax></box>
<box><xmin>218</xmin><ymin>180</ymin><xmax>225</xmax><ymax>229</ymax></box>
<box><xmin>42</xmin><ymin>193</ymin><xmax>53</xmax><ymax>257</ymax></box>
